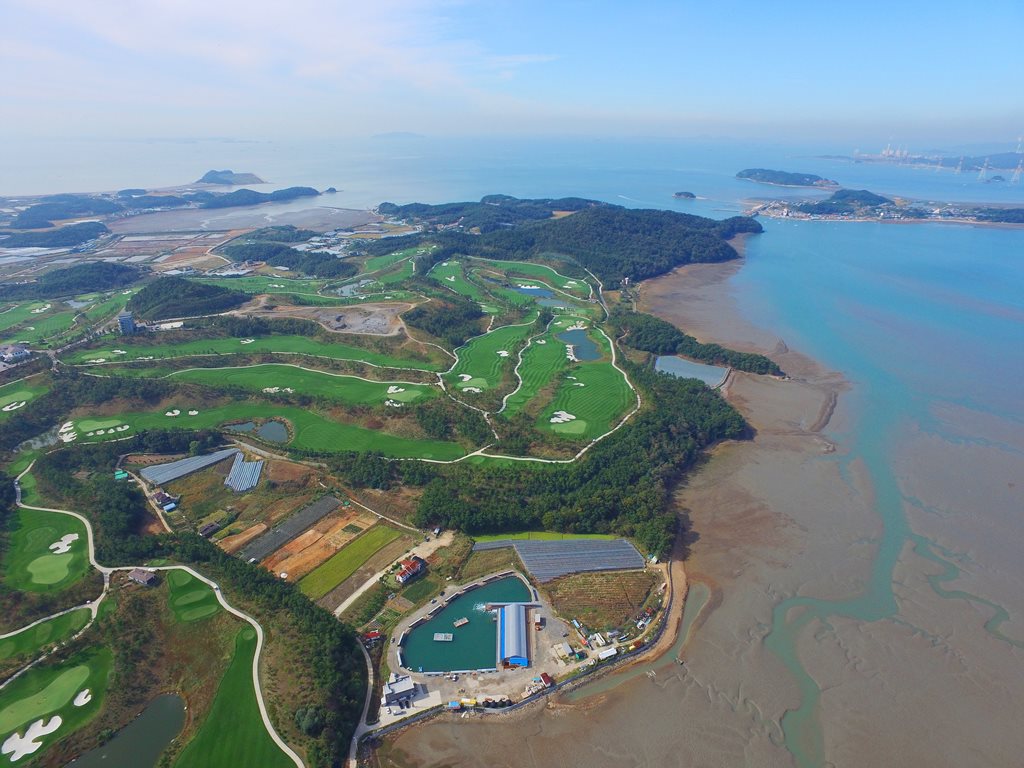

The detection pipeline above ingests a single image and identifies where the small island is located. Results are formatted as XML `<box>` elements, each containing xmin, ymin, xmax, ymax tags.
<box><xmin>737</xmin><ymin>168</ymin><xmax>838</xmax><ymax>188</ymax></box>
<box><xmin>195</xmin><ymin>169</ymin><xmax>266</xmax><ymax>185</ymax></box>
<box><xmin>673</xmin><ymin>191</ymin><xmax>696</xmax><ymax>199</ymax></box>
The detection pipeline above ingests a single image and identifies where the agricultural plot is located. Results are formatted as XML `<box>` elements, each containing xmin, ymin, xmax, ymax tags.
<box><xmin>0</xmin><ymin>377</ymin><xmax>49</xmax><ymax>423</ymax></box>
<box><xmin>500</xmin><ymin>331</ymin><xmax>566</xmax><ymax>416</ymax></box>
<box><xmin>0</xmin><ymin>608</ymin><xmax>90</xmax><ymax>662</ymax></box>
<box><xmin>3</xmin><ymin>509</ymin><xmax>90</xmax><ymax>593</ymax></box>
<box><xmin>428</xmin><ymin>261</ymin><xmax>487</xmax><ymax>303</ymax></box>
<box><xmin>169</xmin><ymin>364</ymin><xmax>438</xmax><ymax>406</ymax></box>
<box><xmin>0</xmin><ymin>645</ymin><xmax>111</xmax><ymax>764</ymax></box>
<box><xmin>444</xmin><ymin>321</ymin><xmax>535</xmax><ymax>394</ymax></box>
<box><xmin>65</xmin><ymin>334</ymin><xmax>442</xmax><ymax>371</ymax></box>
<box><xmin>469</xmin><ymin>257</ymin><xmax>592</xmax><ymax>298</ymax></box>
<box><xmin>73</xmin><ymin>404</ymin><xmax>467</xmax><ymax>460</ymax></box>
<box><xmin>298</xmin><ymin>524</ymin><xmax>404</xmax><ymax>600</ymax></box>
<box><xmin>166</xmin><ymin>569</ymin><xmax>221</xmax><ymax>623</ymax></box>
<box><xmin>174</xmin><ymin>627</ymin><xmax>294</xmax><ymax>768</ymax></box>
<box><xmin>262</xmin><ymin>508</ymin><xmax>377</xmax><ymax>582</ymax></box>
<box><xmin>544</xmin><ymin>569</ymin><xmax>659</xmax><ymax>630</ymax></box>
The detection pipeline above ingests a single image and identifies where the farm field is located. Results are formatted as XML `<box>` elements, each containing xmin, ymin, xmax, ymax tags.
<box><xmin>0</xmin><ymin>645</ymin><xmax>111</xmax><ymax>763</ymax></box>
<box><xmin>173</xmin><ymin>627</ymin><xmax>294</xmax><ymax>768</ymax></box>
<box><xmin>469</xmin><ymin>257</ymin><xmax>592</xmax><ymax>298</ymax></box>
<box><xmin>64</xmin><ymin>334</ymin><xmax>443</xmax><ymax>371</ymax></box>
<box><xmin>444</xmin><ymin>321</ymin><xmax>536</xmax><ymax>393</ymax></box>
<box><xmin>428</xmin><ymin>260</ymin><xmax>487</xmax><ymax>303</ymax></box>
<box><xmin>3</xmin><ymin>508</ymin><xmax>90</xmax><ymax>593</ymax></box>
<box><xmin>0</xmin><ymin>376</ymin><xmax>50</xmax><ymax>422</ymax></box>
<box><xmin>540</xmin><ymin>359</ymin><xmax>635</xmax><ymax>438</ymax></box>
<box><xmin>262</xmin><ymin>508</ymin><xmax>377</xmax><ymax>582</ymax></box>
<box><xmin>169</xmin><ymin>364</ymin><xmax>438</xmax><ymax>405</ymax></box>
<box><xmin>298</xmin><ymin>525</ymin><xmax>404</xmax><ymax>600</ymax></box>
<box><xmin>500</xmin><ymin>330</ymin><xmax>565</xmax><ymax>416</ymax></box>
<box><xmin>0</xmin><ymin>608</ymin><xmax>90</xmax><ymax>662</ymax></box>
<box><xmin>72</xmin><ymin>403</ymin><xmax>468</xmax><ymax>460</ymax></box>
<box><xmin>544</xmin><ymin>570</ymin><xmax>659</xmax><ymax>630</ymax></box>
<box><xmin>166</xmin><ymin>569</ymin><xmax>221</xmax><ymax>623</ymax></box>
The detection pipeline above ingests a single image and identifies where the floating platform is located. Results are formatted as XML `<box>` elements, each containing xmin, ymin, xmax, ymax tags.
<box><xmin>433</xmin><ymin>632</ymin><xmax>454</xmax><ymax>642</ymax></box>
<box><xmin>453</xmin><ymin>617</ymin><xmax>469</xmax><ymax>628</ymax></box>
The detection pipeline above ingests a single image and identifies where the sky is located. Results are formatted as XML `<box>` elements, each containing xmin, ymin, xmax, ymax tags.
<box><xmin>1</xmin><ymin>0</ymin><xmax>1022</xmax><ymax>144</ymax></box>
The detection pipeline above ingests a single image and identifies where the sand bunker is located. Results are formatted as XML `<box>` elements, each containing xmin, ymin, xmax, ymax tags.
<box><xmin>535</xmin><ymin>340</ymin><xmax>547</xmax><ymax>345</ymax></box>
<box><xmin>111</xmin><ymin>350</ymin><xmax>126</xmax><ymax>355</ymax></box>
<box><xmin>73</xmin><ymin>689</ymin><xmax>92</xmax><ymax>707</ymax></box>
<box><xmin>138</xmin><ymin>356</ymin><xmax>154</xmax><ymax>361</ymax></box>
<box><xmin>384</xmin><ymin>399</ymin><xmax>403</xmax><ymax>407</ymax></box>
<box><xmin>445</xmin><ymin>276</ymin><xmax>456</xmax><ymax>282</ymax></box>
<box><xmin>60</xmin><ymin>433</ymin><xmax>77</xmax><ymax>443</ymax></box>
<box><xmin>565</xmin><ymin>346</ymin><xmax>578</xmax><ymax>362</ymax></box>
<box><xmin>441</xmin><ymin>262</ymin><xmax>450</xmax><ymax>266</ymax></box>
<box><xmin>566</xmin><ymin>322</ymin><xmax>587</xmax><ymax>330</ymax></box>
<box><xmin>496</xmin><ymin>350</ymin><xmax>509</xmax><ymax>357</ymax></box>
<box><xmin>574</xmin><ymin>382</ymin><xmax>586</xmax><ymax>387</ymax></box>
<box><xmin>60</xmin><ymin>423</ymin><xmax>75</xmax><ymax>433</ymax></box>
<box><xmin>550</xmin><ymin>410</ymin><xmax>577</xmax><ymax>424</ymax></box>
<box><xmin>517</xmin><ymin>284</ymin><xmax>539</xmax><ymax>290</ymax></box>
<box><xmin>2</xmin><ymin>401</ymin><xmax>26</xmax><ymax>412</ymax></box>
<box><xmin>458</xmin><ymin>374</ymin><xmax>473</xmax><ymax>382</ymax></box>
<box><xmin>463</xmin><ymin>387</ymin><xmax>482</xmax><ymax>394</ymax></box>
<box><xmin>30</xmin><ymin>304</ymin><xmax>52</xmax><ymax>314</ymax></box>
<box><xmin>48</xmin><ymin>533</ymin><xmax>80</xmax><ymax>554</ymax></box>
<box><xmin>387</xmin><ymin>386</ymin><xmax>406</xmax><ymax>394</ymax></box>
<box><xmin>240</xmin><ymin>338</ymin><xmax>255</xmax><ymax>344</ymax></box>
<box><xmin>117</xmin><ymin>424</ymin><xmax>130</xmax><ymax>431</ymax></box>
<box><xmin>187</xmin><ymin>410</ymin><xmax>199</xmax><ymax>416</ymax></box>
<box><xmin>2</xmin><ymin>715</ymin><xmax>62</xmax><ymax>761</ymax></box>
<box><xmin>85</xmin><ymin>358</ymin><xmax>106</xmax><ymax>363</ymax></box>
<box><xmin>165</xmin><ymin>409</ymin><xmax>181</xmax><ymax>417</ymax></box>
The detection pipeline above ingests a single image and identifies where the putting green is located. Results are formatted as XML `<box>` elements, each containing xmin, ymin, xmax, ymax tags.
<box><xmin>76</xmin><ymin>418</ymin><xmax>124</xmax><ymax>432</ymax></box>
<box><xmin>26</xmin><ymin>553</ymin><xmax>74</xmax><ymax>585</ymax></box>
<box><xmin>3</xmin><ymin>510</ymin><xmax>89</xmax><ymax>594</ymax></box>
<box><xmin>549</xmin><ymin>419</ymin><xmax>589</xmax><ymax>435</ymax></box>
<box><xmin>0</xmin><ymin>665</ymin><xmax>89</xmax><ymax>733</ymax></box>
<box><xmin>167</xmin><ymin>570</ymin><xmax>221</xmax><ymax>624</ymax></box>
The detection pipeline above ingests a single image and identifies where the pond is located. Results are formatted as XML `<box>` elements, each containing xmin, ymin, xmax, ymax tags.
<box><xmin>226</xmin><ymin>421</ymin><xmax>255</xmax><ymax>433</ymax></box>
<box><xmin>256</xmin><ymin>420</ymin><xmax>289</xmax><ymax>442</ymax></box>
<box><xmin>401</xmin><ymin>576</ymin><xmax>533</xmax><ymax>673</ymax></box>
<box><xmin>654</xmin><ymin>356</ymin><xmax>729</xmax><ymax>387</ymax></box>
<box><xmin>556</xmin><ymin>328</ymin><xmax>601</xmax><ymax>361</ymax></box>
<box><xmin>66</xmin><ymin>693</ymin><xmax>185</xmax><ymax>768</ymax></box>
<box><xmin>509</xmin><ymin>284</ymin><xmax>554</xmax><ymax>299</ymax></box>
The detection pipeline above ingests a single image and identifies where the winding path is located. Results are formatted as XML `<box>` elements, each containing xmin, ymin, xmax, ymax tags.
<box><xmin>3</xmin><ymin>463</ymin><xmax>305</xmax><ymax>768</ymax></box>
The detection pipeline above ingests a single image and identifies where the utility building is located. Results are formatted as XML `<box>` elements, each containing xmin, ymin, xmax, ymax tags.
<box><xmin>498</xmin><ymin>604</ymin><xmax>530</xmax><ymax>668</ymax></box>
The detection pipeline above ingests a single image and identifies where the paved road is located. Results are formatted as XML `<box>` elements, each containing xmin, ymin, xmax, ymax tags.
<box><xmin>7</xmin><ymin>463</ymin><xmax>305</xmax><ymax>767</ymax></box>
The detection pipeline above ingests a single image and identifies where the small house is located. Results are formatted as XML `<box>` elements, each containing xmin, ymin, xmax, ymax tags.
<box><xmin>128</xmin><ymin>568</ymin><xmax>157</xmax><ymax>587</ymax></box>
<box><xmin>396</xmin><ymin>556</ymin><xmax>427</xmax><ymax>584</ymax></box>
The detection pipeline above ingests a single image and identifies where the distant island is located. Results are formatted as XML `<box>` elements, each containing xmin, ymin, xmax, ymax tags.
<box><xmin>737</xmin><ymin>168</ymin><xmax>838</xmax><ymax>187</ymax></box>
<box><xmin>673</xmin><ymin>191</ymin><xmax>696</xmax><ymax>199</ymax></box>
<box><xmin>195</xmin><ymin>169</ymin><xmax>266</xmax><ymax>185</ymax></box>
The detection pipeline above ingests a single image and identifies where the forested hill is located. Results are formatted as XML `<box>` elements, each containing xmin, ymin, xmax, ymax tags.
<box><xmin>737</xmin><ymin>168</ymin><xmax>837</xmax><ymax>187</ymax></box>
<box><xmin>375</xmin><ymin>196</ymin><xmax>763</xmax><ymax>288</ymax></box>
<box><xmin>378</xmin><ymin>194</ymin><xmax>600</xmax><ymax>233</ymax></box>
<box><xmin>127</xmin><ymin>276</ymin><xmax>248</xmax><ymax>320</ymax></box>
<box><xmin>0</xmin><ymin>262</ymin><xmax>138</xmax><ymax>300</ymax></box>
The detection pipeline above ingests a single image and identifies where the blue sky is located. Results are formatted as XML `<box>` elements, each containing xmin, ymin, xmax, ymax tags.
<box><xmin>2</xmin><ymin>0</ymin><xmax>1021</xmax><ymax>143</ymax></box>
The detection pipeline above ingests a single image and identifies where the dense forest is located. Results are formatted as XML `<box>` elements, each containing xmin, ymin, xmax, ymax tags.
<box><xmin>127</xmin><ymin>276</ymin><xmax>248</xmax><ymax>320</ymax></box>
<box><xmin>410</xmin><ymin>363</ymin><xmax>747</xmax><ymax>557</ymax></box>
<box><xmin>737</xmin><ymin>169</ymin><xmax>836</xmax><ymax>187</ymax></box>
<box><xmin>403</xmin><ymin>295</ymin><xmax>485</xmax><ymax>346</ymax></box>
<box><xmin>222</xmin><ymin>241</ymin><xmax>357</xmax><ymax>279</ymax></box>
<box><xmin>201</xmin><ymin>187</ymin><xmax>320</xmax><ymax>209</ymax></box>
<box><xmin>611</xmin><ymin>309</ymin><xmax>782</xmax><ymax>375</ymax></box>
<box><xmin>195</xmin><ymin>170</ymin><xmax>265</xmax><ymax>184</ymax></box>
<box><xmin>10</xmin><ymin>195</ymin><xmax>122</xmax><ymax>229</ymax></box>
<box><xmin>0</xmin><ymin>221</ymin><xmax>110</xmax><ymax>247</ymax></box>
<box><xmin>378</xmin><ymin>194</ymin><xmax>599</xmax><ymax>233</ymax></box>
<box><xmin>0</xmin><ymin>262</ymin><xmax>139</xmax><ymax>299</ymax></box>
<box><xmin>976</xmin><ymin>207</ymin><xmax>1024</xmax><ymax>223</ymax></box>
<box><xmin>796</xmin><ymin>188</ymin><xmax>893</xmax><ymax>215</ymax></box>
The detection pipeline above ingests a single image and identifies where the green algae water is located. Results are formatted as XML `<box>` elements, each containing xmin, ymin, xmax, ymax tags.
<box><xmin>402</xmin><ymin>576</ymin><xmax>532</xmax><ymax>673</ymax></box>
<box><xmin>740</xmin><ymin>220</ymin><xmax>1024</xmax><ymax>766</ymax></box>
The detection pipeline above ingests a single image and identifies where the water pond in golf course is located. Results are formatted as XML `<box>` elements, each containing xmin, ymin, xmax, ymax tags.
<box><xmin>401</xmin><ymin>576</ymin><xmax>532</xmax><ymax>673</ymax></box>
<box><xmin>654</xmin><ymin>355</ymin><xmax>729</xmax><ymax>387</ymax></box>
<box><xmin>225</xmin><ymin>419</ymin><xmax>289</xmax><ymax>443</ymax></box>
<box><xmin>66</xmin><ymin>694</ymin><xmax>185</xmax><ymax>768</ymax></box>
<box><xmin>555</xmin><ymin>328</ymin><xmax>600</xmax><ymax>361</ymax></box>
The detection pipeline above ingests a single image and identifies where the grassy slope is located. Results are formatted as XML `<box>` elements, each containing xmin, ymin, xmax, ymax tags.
<box><xmin>444</xmin><ymin>322</ymin><xmax>535</xmax><ymax>392</ymax></box>
<box><xmin>468</xmin><ymin>258</ymin><xmax>591</xmax><ymax>298</ymax></box>
<box><xmin>166</xmin><ymin>569</ymin><xmax>221</xmax><ymax>623</ymax></box>
<box><xmin>428</xmin><ymin>260</ymin><xmax>487</xmax><ymax>303</ymax></box>
<box><xmin>173</xmin><ymin>627</ymin><xmax>294</xmax><ymax>768</ymax></box>
<box><xmin>298</xmin><ymin>525</ymin><xmax>403</xmax><ymax>599</ymax></box>
<box><xmin>0</xmin><ymin>608</ymin><xmax>90</xmax><ymax>661</ymax></box>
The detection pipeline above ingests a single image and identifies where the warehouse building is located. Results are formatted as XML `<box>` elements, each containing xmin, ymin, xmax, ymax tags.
<box><xmin>497</xmin><ymin>603</ymin><xmax>530</xmax><ymax>668</ymax></box>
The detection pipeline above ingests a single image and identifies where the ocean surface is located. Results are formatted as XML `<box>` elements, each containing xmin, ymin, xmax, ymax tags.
<box><xmin>4</xmin><ymin>136</ymin><xmax>1023</xmax><ymax>765</ymax></box>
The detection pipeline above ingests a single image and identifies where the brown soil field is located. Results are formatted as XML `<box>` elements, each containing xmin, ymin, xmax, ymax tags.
<box><xmin>124</xmin><ymin>453</ymin><xmax>188</xmax><ymax>466</ymax></box>
<box><xmin>266</xmin><ymin>458</ymin><xmax>316</xmax><ymax>485</ymax></box>
<box><xmin>316</xmin><ymin>534</ymin><xmax>415</xmax><ymax>612</ymax></box>
<box><xmin>262</xmin><ymin>509</ymin><xmax>377</xmax><ymax>581</ymax></box>
<box><xmin>234</xmin><ymin>299</ymin><xmax>413</xmax><ymax>336</ymax></box>
<box><xmin>544</xmin><ymin>569</ymin><xmax>660</xmax><ymax>630</ymax></box>
<box><xmin>218</xmin><ymin>522</ymin><xmax>267</xmax><ymax>554</ymax></box>
<box><xmin>259</xmin><ymin>491</ymin><xmax>317</xmax><ymax>525</ymax></box>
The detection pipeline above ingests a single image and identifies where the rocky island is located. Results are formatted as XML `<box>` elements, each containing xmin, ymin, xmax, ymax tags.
<box><xmin>737</xmin><ymin>168</ymin><xmax>838</xmax><ymax>187</ymax></box>
<box><xmin>195</xmin><ymin>169</ymin><xmax>266</xmax><ymax>185</ymax></box>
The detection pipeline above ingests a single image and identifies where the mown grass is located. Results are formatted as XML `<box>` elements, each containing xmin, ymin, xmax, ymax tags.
<box><xmin>298</xmin><ymin>525</ymin><xmax>403</xmax><ymax>600</ymax></box>
<box><xmin>444</xmin><ymin>321</ymin><xmax>535</xmax><ymax>393</ymax></box>
<box><xmin>468</xmin><ymin>257</ymin><xmax>591</xmax><ymax>297</ymax></box>
<box><xmin>1</xmin><ymin>309</ymin><xmax>77</xmax><ymax>346</ymax></box>
<box><xmin>166</xmin><ymin>569</ymin><xmax>221</xmax><ymax>623</ymax></box>
<box><xmin>0</xmin><ymin>608</ymin><xmax>90</xmax><ymax>661</ymax></box>
<box><xmin>364</xmin><ymin>246</ymin><xmax>433</xmax><ymax>273</ymax></box>
<box><xmin>173</xmin><ymin>626</ymin><xmax>294</xmax><ymax>768</ymax></box>
<box><xmin>0</xmin><ymin>376</ymin><xmax>50</xmax><ymax>423</ymax></box>
<box><xmin>2</xmin><ymin>508</ymin><xmax>90</xmax><ymax>593</ymax></box>
<box><xmin>540</xmin><ymin>359</ymin><xmax>635</xmax><ymax>439</ymax></box>
<box><xmin>192</xmin><ymin>276</ymin><xmax>328</xmax><ymax>295</ymax></box>
<box><xmin>500</xmin><ymin>331</ymin><xmax>566</xmax><ymax>416</ymax></box>
<box><xmin>64</xmin><ymin>334</ymin><xmax>442</xmax><ymax>371</ymax></box>
<box><xmin>169</xmin><ymin>364</ymin><xmax>437</xmax><ymax>405</ymax></box>
<box><xmin>428</xmin><ymin>260</ymin><xmax>487</xmax><ymax>303</ymax></box>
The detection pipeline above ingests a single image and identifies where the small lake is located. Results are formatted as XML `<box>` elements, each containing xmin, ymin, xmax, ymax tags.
<box><xmin>66</xmin><ymin>693</ymin><xmax>185</xmax><ymax>768</ymax></box>
<box><xmin>655</xmin><ymin>356</ymin><xmax>729</xmax><ymax>387</ymax></box>
<box><xmin>556</xmin><ymin>328</ymin><xmax>601</xmax><ymax>361</ymax></box>
<box><xmin>256</xmin><ymin>420</ymin><xmax>289</xmax><ymax>442</ymax></box>
<box><xmin>510</xmin><ymin>285</ymin><xmax>554</xmax><ymax>299</ymax></box>
<box><xmin>401</xmin><ymin>576</ymin><xmax>532</xmax><ymax>673</ymax></box>
<box><xmin>226</xmin><ymin>421</ymin><xmax>255</xmax><ymax>433</ymax></box>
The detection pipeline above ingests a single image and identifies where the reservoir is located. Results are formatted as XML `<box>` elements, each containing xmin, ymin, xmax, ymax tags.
<box><xmin>556</xmin><ymin>329</ymin><xmax>600</xmax><ymax>361</ymax></box>
<box><xmin>654</xmin><ymin>355</ymin><xmax>728</xmax><ymax>387</ymax></box>
<box><xmin>401</xmin><ymin>576</ymin><xmax>532</xmax><ymax>673</ymax></box>
<box><xmin>66</xmin><ymin>693</ymin><xmax>185</xmax><ymax>768</ymax></box>
<box><xmin>256</xmin><ymin>420</ymin><xmax>289</xmax><ymax>442</ymax></box>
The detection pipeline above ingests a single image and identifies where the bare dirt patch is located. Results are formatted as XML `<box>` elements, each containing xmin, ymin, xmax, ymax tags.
<box><xmin>235</xmin><ymin>300</ymin><xmax>414</xmax><ymax>336</ymax></box>
<box><xmin>262</xmin><ymin>509</ymin><xmax>377</xmax><ymax>581</ymax></box>
<box><xmin>217</xmin><ymin>522</ymin><xmax>267</xmax><ymax>554</ymax></box>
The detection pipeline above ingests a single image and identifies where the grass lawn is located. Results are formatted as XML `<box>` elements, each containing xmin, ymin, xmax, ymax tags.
<box><xmin>166</xmin><ymin>569</ymin><xmax>221</xmax><ymax>623</ymax></box>
<box><xmin>64</xmin><ymin>334</ymin><xmax>442</xmax><ymax>371</ymax></box>
<box><xmin>173</xmin><ymin>626</ymin><xmax>294</xmax><ymax>768</ymax></box>
<box><xmin>468</xmin><ymin>257</ymin><xmax>592</xmax><ymax>298</ymax></box>
<box><xmin>3</xmin><ymin>508</ymin><xmax>90</xmax><ymax>593</ymax></box>
<box><xmin>0</xmin><ymin>302</ymin><xmax>51</xmax><ymax>334</ymax></box>
<box><xmin>472</xmin><ymin>531</ymin><xmax>617</xmax><ymax>543</ymax></box>
<box><xmin>539</xmin><ymin>358</ymin><xmax>635</xmax><ymax>439</ymax></box>
<box><xmin>0</xmin><ymin>645</ymin><xmax>111</xmax><ymax>760</ymax></box>
<box><xmin>0</xmin><ymin>608</ymin><xmax>90</xmax><ymax>661</ymax></box>
<box><xmin>373</xmin><ymin>259</ymin><xmax>415</xmax><ymax>285</ymax></box>
<box><xmin>169</xmin><ymin>364</ymin><xmax>438</xmax><ymax>405</ymax></box>
<box><xmin>1</xmin><ymin>310</ymin><xmax>78</xmax><ymax>347</ymax></box>
<box><xmin>0</xmin><ymin>377</ymin><xmax>50</xmax><ymax>423</ymax></box>
<box><xmin>75</xmin><ymin>403</ymin><xmax>467</xmax><ymax>460</ymax></box>
<box><xmin>399</xmin><ymin>577</ymin><xmax>438</xmax><ymax>604</ymax></box>
<box><xmin>299</xmin><ymin>525</ymin><xmax>403</xmax><ymax>600</ymax></box>
<box><xmin>364</xmin><ymin>246</ymin><xmax>432</xmax><ymax>273</ymax></box>
<box><xmin>500</xmin><ymin>330</ymin><xmax>566</xmax><ymax>416</ymax></box>
<box><xmin>428</xmin><ymin>260</ymin><xmax>487</xmax><ymax>303</ymax></box>
<box><xmin>444</xmin><ymin>321</ymin><xmax>535</xmax><ymax>393</ymax></box>
<box><xmin>192</xmin><ymin>276</ymin><xmax>328</xmax><ymax>296</ymax></box>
